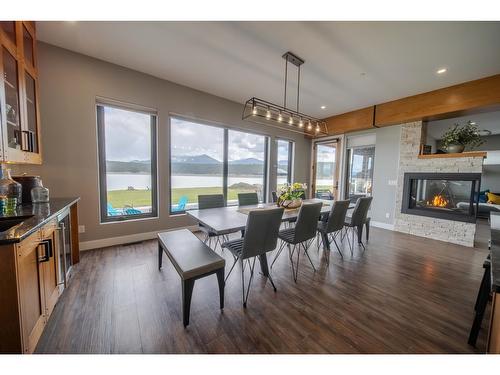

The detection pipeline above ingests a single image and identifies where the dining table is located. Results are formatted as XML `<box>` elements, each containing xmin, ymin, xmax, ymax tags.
<box><xmin>186</xmin><ymin>199</ymin><xmax>346</xmax><ymax>277</ymax></box>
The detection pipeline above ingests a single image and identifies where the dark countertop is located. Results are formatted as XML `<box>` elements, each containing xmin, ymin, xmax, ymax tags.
<box><xmin>0</xmin><ymin>197</ymin><xmax>80</xmax><ymax>244</ymax></box>
<box><xmin>489</xmin><ymin>212</ymin><xmax>500</xmax><ymax>293</ymax></box>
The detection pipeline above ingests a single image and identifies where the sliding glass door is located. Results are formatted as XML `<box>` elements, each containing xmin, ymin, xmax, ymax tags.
<box><xmin>169</xmin><ymin>117</ymin><xmax>269</xmax><ymax>213</ymax></box>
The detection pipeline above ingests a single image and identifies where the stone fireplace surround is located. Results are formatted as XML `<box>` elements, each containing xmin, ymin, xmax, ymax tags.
<box><xmin>393</xmin><ymin>122</ymin><xmax>484</xmax><ymax>247</ymax></box>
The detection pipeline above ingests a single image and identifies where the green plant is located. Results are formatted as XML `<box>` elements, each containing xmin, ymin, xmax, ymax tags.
<box><xmin>441</xmin><ymin>121</ymin><xmax>484</xmax><ymax>150</ymax></box>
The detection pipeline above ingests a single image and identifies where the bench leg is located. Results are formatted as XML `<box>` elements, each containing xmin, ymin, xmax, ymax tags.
<box><xmin>216</xmin><ymin>268</ymin><xmax>225</xmax><ymax>310</ymax></box>
<box><xmin>182</xmin><ymin>279</ymin><xmax>195</xmax><ymax>327</ymax></box>
<box><xmin>158</xmin><ymin>242</ymin><xmax>163</xmax><ymax>270</ymax></box>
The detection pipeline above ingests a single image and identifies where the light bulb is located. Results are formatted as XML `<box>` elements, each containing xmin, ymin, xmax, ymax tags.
<box><xmin>278</xmin><ymin>112</ymin><xmax>283</xmax><ymax>122</ymax></box>
<box><xmin>289</xmin><ymin>117</ymin><xmax>293</xmax><ymax>125</ymax></box>
<box><xmin>315</xmin><ymin>124</ymin><xmax>320</xmax><ymax>133</ymax></box>
<box><xmin>299</xmin><ymin>119</ymin><xmax>304</xmax><ymax>128</ymax></box>
<box><xmin>307</xmin><ymin>121</ymin><xmax>312</xmax><ymax>131</ymax></box>
<box><xmin>252</xmin><ymin>105</ymin><xmax>257</xmax><ymax>116</ymax></box>
<box><xmin>266</xmin><ymin>108</ymin><xmax>271</xmax><ymax>119</ymax></box>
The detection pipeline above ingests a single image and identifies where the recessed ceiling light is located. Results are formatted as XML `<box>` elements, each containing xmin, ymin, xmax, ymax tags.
<box><xmin>320</xmin><ymin>105</ymin><xmax>326</xmax><ymax>110</ymax></box>
<box><xmin>436</xmin><ymin>68</ymin><xmax>447</xmax><ymax>74</ymax></box>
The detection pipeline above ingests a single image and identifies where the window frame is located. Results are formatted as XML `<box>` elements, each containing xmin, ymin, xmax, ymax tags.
<box><xmin>168</xmin><ymin>115</ymin><xmax>270</xmax><ymax>214</ymax></box>
<box><xmin>344</xmin><ymin>144</ymin><xmax>376</xmax><ymax>202</ymax></box>
<box><xmin>276</xmin><ymin>138</ymin><xmax>294</xmax><ymax>186</ymax></box>
<box><xmin>96</xmin><ymin>101</ymin><xmax>158</xmax><ymax>223</ymax></box>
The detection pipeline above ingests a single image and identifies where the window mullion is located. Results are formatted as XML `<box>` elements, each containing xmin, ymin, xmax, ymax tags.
<box><xmin>223</xmin><ymin>128</ymin><xmax>228</xmax><ymax>205</ymax></box>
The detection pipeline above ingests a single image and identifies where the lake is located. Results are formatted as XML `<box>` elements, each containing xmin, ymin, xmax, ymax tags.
<box><xmin>106</xmin><ymin>173</ymin><xmax>333</xmax><ymax>191</ymax></box>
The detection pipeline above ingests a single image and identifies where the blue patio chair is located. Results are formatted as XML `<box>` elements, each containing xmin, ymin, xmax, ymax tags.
<box><xmin>124</xmin><ymin>207</ymin><xmax>142</xmax><ymax>215</ymax></box>
<box><xmin>107</xmin><ymin>203</ymin><xmax>121</xmax><ymax>216</ymax></box>
<box><xmin>172</xmin><ymin>196</ymin><xmax>188</xmax><ymax>212</ymax></box>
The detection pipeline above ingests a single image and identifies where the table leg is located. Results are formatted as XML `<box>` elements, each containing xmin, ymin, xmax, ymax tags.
<box><xmin>158</xmin><ymin>243</ymin><xmax>163</xmax><ymax>270</ymax></box>
<box><xmin>258</xmin><ymin>254</ymin><xmax>270</xmax><ymax>277</ymax></box>
<box><xmin>216</xmin><ymin>268</ymin><xmax>225</xmax><ymax>309</ymax></box>
<box><xmin>182</xmin><ymin>278</ymin><xmax>195</xmax><ymax>327</ymax></box>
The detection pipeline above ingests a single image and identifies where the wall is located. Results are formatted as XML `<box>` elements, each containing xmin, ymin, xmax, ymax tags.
<box><xmin>371</xmin><ymin>125</ymin><xmax>401</xmax><ymax>227</ymax></box>
<box><xmin>393</xmin><ymin>122</ymin><xmax>484</xmax><ymax>247</ymax></box>
<box><xmin>13</xmin><ymin>43</ymin><xmax>312</xmax><ymax>248</ymax></box>
<box><xmin>342</xmin><ymin>125</ymin><xmax>401</xmax><ymax>228</ymax></box>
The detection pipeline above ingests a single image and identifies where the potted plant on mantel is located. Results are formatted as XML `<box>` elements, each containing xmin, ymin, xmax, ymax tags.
<box><xmin>277</xmin><ymin>182</ymin><xmax>307</xmax><ymax>209</ymax></box>
<box><xmin>440</xmin><ymin>121</ymin><xmax>484</xmax><ymax>153</ymax></box>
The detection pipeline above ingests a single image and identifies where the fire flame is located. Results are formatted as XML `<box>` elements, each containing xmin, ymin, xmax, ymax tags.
<box><xmin>428</xmin><ymin>194</ymin><xmax>448</xmax><ymax>208</ymax></box>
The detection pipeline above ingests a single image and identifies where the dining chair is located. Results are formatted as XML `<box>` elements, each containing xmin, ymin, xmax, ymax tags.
<box><xmin>222</xmin><ymin>207</ymin><xmax>284</xmax><ymax>307</ymax></box>
<box><xmin>343</xmin><ymin>196</ymin><xmax>373</xmax><ymax>253</ymax></box>
<box><xmin>197</xmin><ymin>194</ymin><xmax>234</xmax><ymax>250</ymax></box>
<box><xmin>317</xmin><ymin>200</ymin><xmax>350</xmax><ymax>264</ymax></box>
<box><xmin>238</xmin><ymin>192</ymin><xmax>259</xmax><ymax>206</ymax></box>
<box><xmin>271</xmin><ymin>202</ymin><xmax>323</xmax><ymax>282</ymax></box>
<box><xmin>271</xmin><ymin>191</ymin><xmax>278</xmax><ymax>203</ymax></box>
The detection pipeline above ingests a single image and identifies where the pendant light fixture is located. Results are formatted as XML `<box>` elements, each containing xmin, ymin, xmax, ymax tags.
<box><xmin>242</xmin><ymin>51</ymin><xmax>328</xmax><ymax>136</ymax></box>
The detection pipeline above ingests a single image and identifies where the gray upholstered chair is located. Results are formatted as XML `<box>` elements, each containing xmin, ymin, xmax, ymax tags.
<box><xmin>317</xmin><ymin>200</ymin><xmax>350</xmax><ymax>263</ymax></box>
<box><xmin>222</xmin><ymin>207</ymin><xmax>284</xmax><ymax>307</ymax></box>
<box><xmin>271</xmin><ymin>191</ymin><xmax>278</xmax><ymax>203</ymax></box>
<box><xmin>343</xmin><ymin>196</ymin><xmax>372</xmax><ymax>253</ymax></box>
<box><xmin>237</xmin><ymin>192</ymin><xmax>259</xmax><ymax>206</ymax></box>
<box><xmin>271</xmin><ymin>202</ymin><xmax>323</xmax><ymax>282</ymax></box>
<box><xmin>197</xmin><ymin>194</ymin><xmax>235</xmax><ymax>250</ymax></box>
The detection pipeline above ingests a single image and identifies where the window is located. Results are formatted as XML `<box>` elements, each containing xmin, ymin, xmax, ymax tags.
<box><xmin>97</xmin><ymin>103</ymin><xmax>157</xmax><ymax>222</ymax></box>
<box><xmin>169</xmin><ymin>117</ymin><xmax>269</xmax><ymax>213</ymax></box>
<box><xmin>276</xmin><ymin>139</ymin><xmax>293</xmax><ymax>189</ymax></box>
<box><xmin>345</xmin><ymin>145</ymin><xmax>375</xmax><ymax>202</ymax></box>
<box><xmin>228</xmin><ymin>129</ymin><xmax>268</xmax><ymax>205</ymax></box>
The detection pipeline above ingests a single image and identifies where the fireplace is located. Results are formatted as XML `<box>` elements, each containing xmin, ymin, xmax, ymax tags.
<box><xmin>401</xmin><ymin>172</ymin><xmax>481</xmax><ymax>223</ymax></box>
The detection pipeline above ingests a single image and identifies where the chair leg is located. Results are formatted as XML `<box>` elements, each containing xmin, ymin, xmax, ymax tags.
<box><xmin>332</xmin><ymin>235</ymin><xmax>344</xmax><ymax>258</ymax></box>
<box><xmin>357</xmin><ymin>226</ymin><xmax>366</xmax><ymax>251</ymax></box>
<box><xmin>346</xmin><ymin>227</ymin><xmax>353</xmax><ymax>255</ymax></box>
<box><xmin>303</xmin><ymin>241</ymin><xmax>317</xmax><ymax>272</ymax></box>
<box><xmin>158</xmin><ymin>242</ymin><xmax>163</xmax><ymax>270</ymax></box>
<box><xmin>271</xmin><ymin>240</ymin><xmax>287</xmax><ymax>269</ymax></box>
<box><xmin>365</xmin><ymin>219</ymin><xmax>370</xmax><ymax>242</ymax></box>
<box><xmin>241</xmin><ymin>258</ymin><xmax>256</xmax><ymax>308</ymax></box>
<box><xmin>225</xmin><ymin>255</ymin><xmax>239</xmax><ymax>282</ymax></box>
<box><xmin>468</xmin><ymin>264</ymin><xmax>491</xmax><ymax>346</ymax></box>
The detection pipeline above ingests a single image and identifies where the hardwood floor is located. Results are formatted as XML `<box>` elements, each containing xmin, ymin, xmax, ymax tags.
<box><xmin>35</xmin><ymin>227</ymin><xmax>490</xmax><ymax>353</ymax></box>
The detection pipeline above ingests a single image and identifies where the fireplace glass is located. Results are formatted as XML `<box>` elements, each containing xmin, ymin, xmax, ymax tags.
<box><xmin>402</xmin><ymin>173</ymin><xmax>481</xmax><ymax>223</ymax></box>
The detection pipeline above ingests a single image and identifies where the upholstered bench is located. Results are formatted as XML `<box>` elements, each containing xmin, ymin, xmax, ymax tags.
<box><xmin>158</xmin><ymin>229</ymin><xmax>225</xmax><ymax>327</ymax></box>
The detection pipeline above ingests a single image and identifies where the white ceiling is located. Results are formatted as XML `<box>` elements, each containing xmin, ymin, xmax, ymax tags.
<box><xmin>37</xmin><ymin>21</ymin><xmax>500</xmax><ymax>118</ymax></box>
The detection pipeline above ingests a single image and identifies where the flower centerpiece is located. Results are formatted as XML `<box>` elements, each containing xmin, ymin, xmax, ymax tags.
<box><xmin>277</xmin><ymin>182</ymin><xmax>307</xmax><ymax>209</ymax></box>
<box><xmin>440</xmin><ymin>121</ymin><xmax>484</xmax><ymax>153</ymax></box>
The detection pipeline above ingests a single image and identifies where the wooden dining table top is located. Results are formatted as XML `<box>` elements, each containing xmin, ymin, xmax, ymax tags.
<box><xmin>186</xmin><ymin>199</ymin><xmax>343</xmax><ymax>234</ymax></box>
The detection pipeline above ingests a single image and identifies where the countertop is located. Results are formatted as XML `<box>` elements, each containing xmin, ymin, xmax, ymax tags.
<box><xmin>0</xmin><ymin>197</ymin><xmax>80</xmax><ymax>244</ymax></box>
<box><xmin>489</xmin><ymin>212</ymin><xmax>500</xmax><ymax>293</ymax></box>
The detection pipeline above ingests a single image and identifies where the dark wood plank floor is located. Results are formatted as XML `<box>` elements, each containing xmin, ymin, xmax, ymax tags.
<box><xmin>35</xmin><ymin>227</ymin><xmax>490</xmax><ymax>353</ymax></box>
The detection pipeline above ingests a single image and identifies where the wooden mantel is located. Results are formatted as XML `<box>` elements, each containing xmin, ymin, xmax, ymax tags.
<box><xmin>417</xmin><ymin>151</ymin><xmax>487</xmax><ymax>159</ymax></box>
<box><xmin>322</xmin><ymin>74</ymin><xmax>500</xmax><ymax>135</ymax></box>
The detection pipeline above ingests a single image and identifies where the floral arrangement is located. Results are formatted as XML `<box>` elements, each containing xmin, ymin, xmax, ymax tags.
<box><xmin>278</xmin><ymin>182</ymin><xmax>307</xmax><ymax>208</ymax></box>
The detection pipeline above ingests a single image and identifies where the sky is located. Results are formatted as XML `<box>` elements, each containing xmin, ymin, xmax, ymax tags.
<box><xmin>103</xmin><ymin>110</ymin><xmax>290</xmax><ymax>162</ymax></box>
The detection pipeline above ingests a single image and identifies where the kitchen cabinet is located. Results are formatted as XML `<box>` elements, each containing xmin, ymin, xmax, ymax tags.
<box><xmin>0</xmin><ymin>199</ymin><xmax>79</xmax><ymax>353</ymax></box>
<box><xmin>0</xmin><ymin>21</ymin><xmax>41</xmax><ymax>164</ymax></box>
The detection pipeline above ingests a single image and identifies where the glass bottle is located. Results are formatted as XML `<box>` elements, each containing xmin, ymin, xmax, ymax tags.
<box><xmin>31</xmin><ymin>181</ymin><xmax>50</xmax><ymax>203</ymax></box>
<box><xmin>0</xmin><ymin>167</ymin><xmax>22</xmax><ymax>213</ymax></box>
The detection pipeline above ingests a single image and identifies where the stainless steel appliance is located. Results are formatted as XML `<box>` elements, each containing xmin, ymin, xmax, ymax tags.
<box><xmin>56</xmin><ymin>207</ymin><xmax>73</xmax><ymax>290</ymax></box>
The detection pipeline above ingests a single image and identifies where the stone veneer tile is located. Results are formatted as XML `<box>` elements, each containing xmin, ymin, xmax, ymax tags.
<box><xmin>393</xmin><ymin>121</ymin><xmax>482</xmax><ymax>247</ymax></box>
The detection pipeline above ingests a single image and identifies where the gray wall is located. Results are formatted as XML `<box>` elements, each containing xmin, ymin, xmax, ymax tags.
<box><xmin>371</xmin><ymin>125</ymin><xmax>401</xmax><ymax>225</ymax></box>
<box><xmin>13</xmin><ymin>43</ymin><xmax>311</xmax><ymax>244</ymax></box>
<box><xmin>343</xmin><ymin>125</ymin><xmax>401</xmax><ymax>226</ymax></box>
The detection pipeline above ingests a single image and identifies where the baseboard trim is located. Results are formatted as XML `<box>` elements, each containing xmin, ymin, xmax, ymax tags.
<box><xmin>370</xmin><ymin>221</ymin><xmax>395</xmax><ymax>231</ymax></box>
<box><xmin>79</xmin><ymin>225</ymin><xmax>200</xmax><ymax>251</ymax></box>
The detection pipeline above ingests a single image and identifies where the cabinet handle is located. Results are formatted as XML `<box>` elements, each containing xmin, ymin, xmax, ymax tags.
<box><xmin>38</xmin><ymin>239</ymin><xmax>53</xmax><ymax>263</ymax></box>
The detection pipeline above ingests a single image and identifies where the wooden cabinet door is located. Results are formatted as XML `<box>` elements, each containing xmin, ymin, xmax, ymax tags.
<box><xmin>41</xmin><ymin>233</ymin><xmax>60</xmax><ymax>317</ymax></box>
<box><xmin>16</xmin><ymin>232</ymin><xmax>46</xmax><ymax>353</ymax></box>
